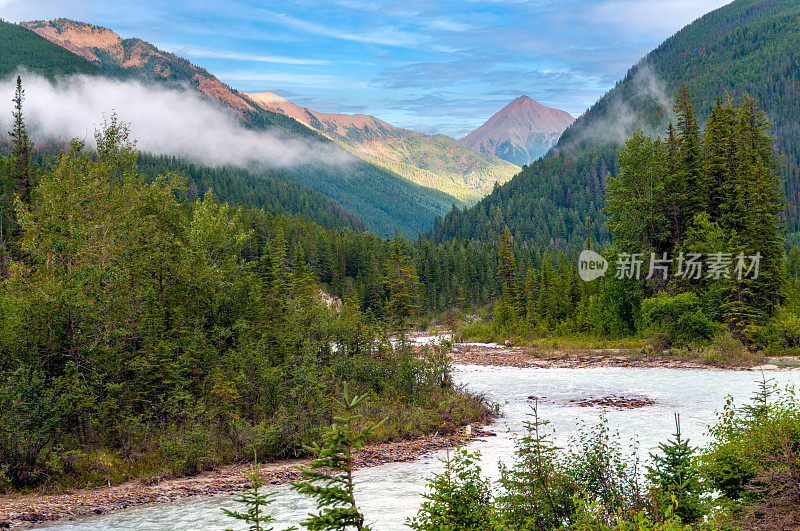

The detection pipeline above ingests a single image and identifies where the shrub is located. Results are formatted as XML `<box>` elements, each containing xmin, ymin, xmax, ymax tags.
<box><xmin>407</xmin><ymin>446</ymin><xmax>493</xmax><ymax>530</ymax></box>
<box><xmin>641</xmin><ymin>292</ymin><xmax>716</xmax><ymax>347</ymax></box>
<box><xmin>754</xmin><ymin>310</ymin><xmax>800</xmax><ymax>352</ymax></box>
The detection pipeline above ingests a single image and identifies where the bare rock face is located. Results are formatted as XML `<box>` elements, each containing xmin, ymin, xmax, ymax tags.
<box><xmin>460</xmin><ymin>96</ymin><xmax>575</xmax><ymax>166</ymax></box>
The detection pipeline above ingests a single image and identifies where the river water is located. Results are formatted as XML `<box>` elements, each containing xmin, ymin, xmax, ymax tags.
<box><xmin>37</xmin><ymin>364</ymin><xmax>800</xmax><ymax>530</ymax></box>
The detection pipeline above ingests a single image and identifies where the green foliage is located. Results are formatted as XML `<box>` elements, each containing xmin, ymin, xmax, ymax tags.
<box><xmin>0</xmin><ymin>117</ymin><xmax>489</xmax><ymax>490</ymax></box>
<box><xmin>385</xmin><ymin>235</ymin><xmax>422</xmax><ymax>331</ymax></box>
<box><xmin>430</xmin><ymin>146</ymin><xmax>611</xmax><ymax>249</ymax></box>
<box><xmin>495</xmin><ymin>402</ymin><xmax>575</xmax><ymax>529</ymax></box>
<box><xmin>291</xmin><ymin>384</ymin><xmax>383</xmax><ymax>531</ymax></box>
<box><xmin>641</xmin><ymin>293</ymin><xmax>716</xmax><ymax>347</ymax></box>
<box><xmin>407</xmin><ymin>446</ymin><xmax>493</xmax><ymax>531</ymax></box>
<box><xmin>563</xmin><ymin>417</ymin><xmax>647</xmax><ymax>525</ymax></box>
<box><xmin>605</xmin><ymin>92</ymin><xmax>782</xmax><ymax>344</ymax></box>
<box><xmin>754</xmin><ymin>309</ymin><xmax>800</xmax><ymax>352</ymax></box>
<box><xmin>135</xmin><ymin>154</ymin><xmax>363</xmax><ymax>231</ymax></box>
<box><xmin>702</xmin><ymin>378</ymin><xmax>799</xmax><ymax>502</ymax></box>
<box><xmin>494</xmin><ymin>227</ymin><xmax>518</xmax><ymax>326</ymax></box>
<box><xmin>571</xmin><ymin>494</ymin><xmax>692</xmax><ymax>531</ymax></box>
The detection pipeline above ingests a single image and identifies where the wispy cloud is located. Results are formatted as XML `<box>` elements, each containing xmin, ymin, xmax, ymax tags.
<box><xmin>0</xmin><ymin>72</ymin><xmax>355</xmax><ymax>168</ymax></box>
<box><xmin>162</xmin><ymin>45</ymin><xmax>329</xmax><ymax>65</ymax></box>
<box><xmin>217</xmin><ymin>70</ymin><xmax>369</xmax><ymax>90</ymax></box>
<box><xmin>269</xmin><ymin>11</ymin><xmax>422</xmax><ymax>47</ymax></box>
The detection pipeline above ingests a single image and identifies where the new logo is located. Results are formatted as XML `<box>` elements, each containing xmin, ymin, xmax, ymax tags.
<box><xmin>578</xmin><ymin>250</ymin><xmax>608</xmax><ymax>281</ymax></box>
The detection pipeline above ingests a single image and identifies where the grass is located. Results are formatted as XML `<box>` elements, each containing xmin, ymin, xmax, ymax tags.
<box><xmin>452</xmin><ymin>317</ymin><xmax>774</xmax><ymax>368</ymax></box>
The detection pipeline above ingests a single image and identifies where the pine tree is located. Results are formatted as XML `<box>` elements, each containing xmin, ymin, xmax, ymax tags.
<box><xmin>385</xmin><ymin>236</ymin><xmax>420</xmax><ymax>331</ymax></box>
<box><xmin>664</xmin><ymin>122</ymin><xmax>683</xmax><ymax>244</ymax></box>
<box><xmin>496</xmin><ymin>401</ymin><xmax>572</xmax><ymax>529</ymax></box>
<box><xmin>674</xmin><ymin>85</ymin><xmax>706</xmax><ymax>233</ymax></box>
<box><xmin>291</xmin><ymin>384</ymin><xmax>383</xmax><ymax>531</ymax></box>
<box><xmin>703</xmin><ymin>96</ymin><xmax>736</xmax><ymax>222</ymax></box>
<box><xmin>223</xmin><ymin>456</ymin><xmax>295</xmax><ymax>531</ymax></box>
<box><xmin>9</xmin><ymin>76</ymin><xmax>33</xmax><ymax>205</ymax></box>
<box><xmin>721</xmin><ymin>94</ymin><xmax>784</xmax><ymax>339</ymax></box>
<box><xmin>646</xmin><ymin>414</ymin><xmax>703</xmax><ymax>524</ymax></box>
<box><xmin>495</xmin><ymin>227</ymin><xmax>518</xmax><ymax>325</ymax></box>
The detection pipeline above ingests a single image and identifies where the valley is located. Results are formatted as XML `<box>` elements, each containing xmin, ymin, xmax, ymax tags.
<box><xmin>2</xmin><ymin>0</ymin><xmax>800</xmax><ymax>529</ymax></box>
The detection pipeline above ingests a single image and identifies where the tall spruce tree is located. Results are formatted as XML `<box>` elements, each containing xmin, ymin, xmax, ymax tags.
<box><xmin>385</xmin><ymin>235</ymin><xmax>420</xmax><ymax>331</ymax></box>
<box><xmin>703</xmin><ymin>96</ymin><xmax>736</xmax><ymax>222</ymax></box>
<box><xmin>674</xmin><ymin>85</ymin><xmax>706</xmax><ymax>237</ymax></box>
<box><xmin>9</xmin><ymin>76</ymin><xmax>33</xmax><ymax>205</ymax></box>
<box><xmin>495</xmin><ymin>227</ymin><xmax>517</xmax><ymax>325</ymax></box>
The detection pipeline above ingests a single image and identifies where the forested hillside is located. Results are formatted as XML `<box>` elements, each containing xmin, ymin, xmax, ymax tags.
<box><xmin>431</xmin><ymin>0</ymin><xmax>800</xmax><ymax>246</ymax></box>
<box><xmin>0</xmin><ymin>20</ymin><xmax>100</xmax><ymax>77</ymax></box>
<box><xmin>138</xmin><ymin>155</ymin><xmax>365</xmax><ymax>231</ymax></box>
<box><xmin>245</xmin><ymin>91</ymin><xmax>519</xmax><ymax>203</ymax></box>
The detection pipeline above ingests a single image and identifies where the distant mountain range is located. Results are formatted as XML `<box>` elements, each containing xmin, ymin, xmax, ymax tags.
<box><xmin>245</xmin><ymin>91</ymin><xmax>519</xmax><ymax>202</ymax></box>
<box><xmin>460</xmin><ymin>96</ymin><xmax>574</xmax><ymax>166</ymax></box>
<box><xmin>3</xmin><ymin>18</ymin><xmax>460</xmax><ymax>235</ymax></box>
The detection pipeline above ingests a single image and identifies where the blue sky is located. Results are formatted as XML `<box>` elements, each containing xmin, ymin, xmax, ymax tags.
<box><xmin>3</xmin><ymin>0</ymin><xmax>730</xmax><ymax>137</ymax></box>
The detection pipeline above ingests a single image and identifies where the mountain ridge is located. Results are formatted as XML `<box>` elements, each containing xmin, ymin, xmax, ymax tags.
<box><xmin>460</xmin><ymin>95</ymin><xmax>574</xmax><ymax>166</ymax></box>
<box><xmin>244</xmin><ymin>91</ymin><xmax>520</xmax><ymax>202</ymax></box>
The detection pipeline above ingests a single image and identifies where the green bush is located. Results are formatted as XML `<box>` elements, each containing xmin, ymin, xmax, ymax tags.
<box><xmin>641</xmin><ymin>292</ymin><xmax>716</xmax><ymax>347</ymax></box>
<box><xmin>407</xmin><ymin>446</ymin><xmax>493</xmax><ymax>530</ymax></box>
<box><xmin>703</xmin><ymin>387</ymin><xmax>800</xmax><ymax>504</ymax></box>
<box><xmin>0</xmin><ymin>366</ymin><xmax>76</xmax><ymax>489</ymax></box>
<box><xmin>754</xmin><ymin>310</ymin><xmax>800</xmax><ymax>352</ymax></box>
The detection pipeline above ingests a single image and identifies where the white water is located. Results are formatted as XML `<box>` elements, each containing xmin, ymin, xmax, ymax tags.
<box><xmin>37</xmin><ymin>365</ymin><xmax>800</xmax><ymax>530</ymax></box>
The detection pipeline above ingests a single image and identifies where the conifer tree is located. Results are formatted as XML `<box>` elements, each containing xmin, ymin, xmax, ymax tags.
<box><xmin>646</xmin><ymin>414</ymin><xmax>703</xmax><ymax>524</ymax></box>
<box><xmin>674</xmin><ymin>85</ymin><xmax>706</xmax><ymax>226</ymax></box>
<box><xmin>703</xmin><ymin>96</ymin><xmax>736</xmax><ymax>221</ymax></box>
<box><xmin>223</xmin><ymin>456</ymin><xmax>295</xmax><ymax>531</ymax></box>
<box><xmin>664</xmin><ymin>122</ymin><xmax>682</xmax><ymax>244</ymax></box>
<box><xmin>495</xmin><ymin>227</ymin><xmax>518</xmax><ymax>325</ymax></box>
<box><xmin>385</xmin><ymin>236</ymin><xmax>420</xmax><ymax>331</ymax></box>
<box><xmin>496</xmin><ymin>401</ymin><xmax>573</xmax><ymax>528</ymax></box>
<box><xmin>9</xmin><ymin>76</ymin><xmax>33</xmax><ymax>206</ymax></box>
<box><xmin>291</xmin><ymin>384</ymin><xmax>383</xmax><ymax>531</ymax></box>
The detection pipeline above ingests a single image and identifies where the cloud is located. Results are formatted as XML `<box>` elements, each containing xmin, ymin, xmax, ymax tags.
<box><xmin>161</xmin><ymin>45</ymin><xmax>330</xmax><ymax>65</ymax></box>
<box><xmin>217</xmin><ymin>70</ymin><xmax>368</xmax><ymax>90</ymax></box>
<box><xmin>0</xmin><ymin>72</ymin><xmax>355</xmax><ymax>169</ymax></box>
<box><xmin>563</xmin><ymin>62</ymin><xmax>675</xmax><ymax>147</ymax></box>
<box><xmin>269</xmin><ymin>11</ymin><xmax>420</xmax><ymax>47</ymax></box>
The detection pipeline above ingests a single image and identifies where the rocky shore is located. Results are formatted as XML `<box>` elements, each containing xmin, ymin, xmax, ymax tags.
<box><xmin>0</xmin><ymin>422</ymin><xmax>494</xmax><ymax>529</ymax></box>
<box><xmin>450</xmin><ymin>342</ymin><xmax>711</xmax><ymax>369</ymax></box>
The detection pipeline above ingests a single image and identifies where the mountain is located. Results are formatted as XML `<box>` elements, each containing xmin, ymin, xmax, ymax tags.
<box><xmin>460</xmin><ymin>96</ymin><xmax>574</xmax><ymax>166</ymax></box>
<box><xmin>0</xmin><ymin>20</ymin><xmax>100</xmax><ymax>78</ymax></box>
<box><xmin>244</xmin><ymin>91</ymin><xmax>520</xmax><ymax>203</ymax></box>
<box><xmin>11</xmin><ymin>19</ymin><xmax>459</xmax><ymax>236</ymax></box>
<box><xmin>431</xmin><ymin>0</ymin><xmax>800</xmax><ymax>247</ymax></box>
